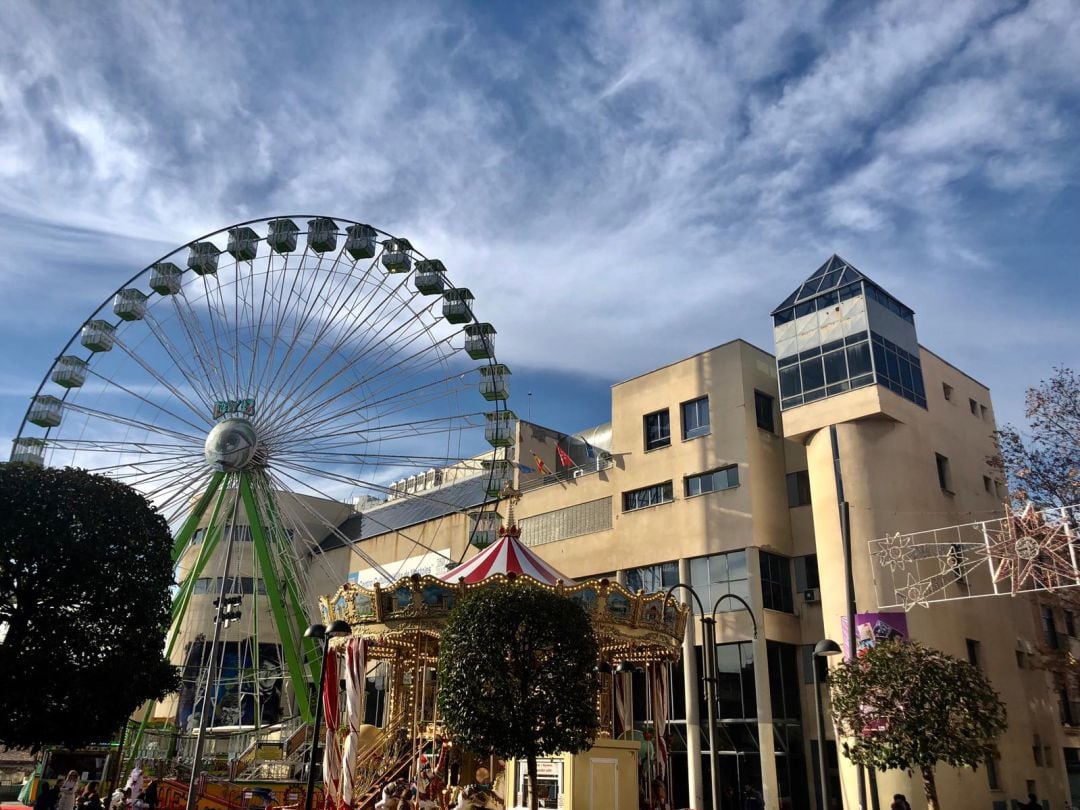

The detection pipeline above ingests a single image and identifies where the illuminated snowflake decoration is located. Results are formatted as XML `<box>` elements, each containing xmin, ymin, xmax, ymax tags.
<box><xmin>897</xmin><ymin>573</ymin><xmax>934</xmax><ymax>611</ymax></box>
<box><xmin>987</xmin><ymin>503</ymin><xmax>1078</xmax><ymax>594</ymax></box>
<box><xmin>875</xmin><ymin>532</ymin><xmax>916</xmax><ymax>572</ymax></box>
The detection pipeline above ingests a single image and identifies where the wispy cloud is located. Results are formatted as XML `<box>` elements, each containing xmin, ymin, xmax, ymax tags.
<box><xmin>1</xmin><ymin>0</ymin><xmax>1078</xmax><ymax>446</ymax></box>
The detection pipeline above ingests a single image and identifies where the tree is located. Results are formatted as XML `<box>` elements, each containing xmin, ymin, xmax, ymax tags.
<box><xmin>827</xmin><ymin>640</ymin><xmax>1006</xmax><ymax>810</ymax></box>
<box><xmin>993</xmin><ymin>365</ymin><xmax>1080</xmax><ymax>508</ymax></box>
<box><xmin>0</xmin><ymin>464</ymin><xmax>179</xmax><ymax>749</ymax></box>
<box><xmin>437</xmin><ymin>582</ymin><xmax>599</xmax><ymax>810</ymax></box>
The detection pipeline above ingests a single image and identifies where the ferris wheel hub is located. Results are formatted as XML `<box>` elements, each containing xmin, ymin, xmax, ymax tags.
<box><xmin>204</xmin><ymin>418</ymin><xmax>260</xmax><ymax>471</ymax></box>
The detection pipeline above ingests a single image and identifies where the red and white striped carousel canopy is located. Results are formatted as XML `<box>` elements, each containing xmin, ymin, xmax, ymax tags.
<box><xmin>438</xmin><ymin>533</ymin><xmax>573</xmax><ymax>586</ymax></box>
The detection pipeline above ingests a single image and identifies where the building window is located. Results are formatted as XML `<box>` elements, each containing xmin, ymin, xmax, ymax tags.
<box><xmin>1066</xmin><ymin>610</ymin><xmax>1076</xmax><ymax>637</ymax></box>
<box><xmin>1043</xmin><ymin>606</ymin><xmax>1060</xmax><ymax>649</ymax></box>
<box><xmin>644</xmin><ymin>409</ymin><xmax>671</xmax><ymax>450</ymax></box>
<box><xmin>786</xmin><ymin>470</ymin><xmax>812</xmax><ymax>507</ymax></box>
<box><xmin>1016</xmin><ymin>648</ymin><xmax>1027</xmax><ymax>668</ymax></box>
<box><xmin>983</xmin><ymin>475</ymin><xmax>992</xmax><ymax>493</ymax></box>
<box><xmin>760</xmin><ymin>551</ymin><xmax>794</xmax><ymax>613</ymax></box>
<box><xmin>969</xmin><ymin>398</ymin><xmax>978</xmax><ymax>415</ymax></box>
<box><xmin>681</xmin><ymin>396</ymin><xmax>710</xmax><ymax>440</ymax></box>
<box><xmin>801</xmin><ymin>644</ymin><xmax>829</xmax><ymax>684</ymax></box>
<box><xmin>623</xmin><ymin>481</ymin><xmax>673</xmax><ymax>512</ymax></box>
<box><xmin>794</xmin><ymin>555</ymin><xmax>820</xmax><ymax>592</ymax></box>
<box><xmin>1062</xmin><ymin>689</ymin><xmax>1076</xmax><ymax>726</ymax></box>
<box><xmin>777</xmin><ymin>329</ymin><xmax>876</xmax><ymax>411</ymax></box>
<box><xmin>981</xmin><ymin>404</ymin><xmax>989</xmax><ymax>420</ymax></box>
<box><xmin>689</xmin><ymin>550</ymin><xmax>749</xmax><ymax>614</ymax></box>
<box><xmin>935</xmin><ymin>453</ymin><xmax>952</xmax><ymax>493</ymax></box>
<box><xmin>943</xmin><ymin>382</ymin><xmax>953</xmax><ymax>401</ymax></box>
<box><xmin>685</xmin><ymin>465</ymin><xmax>739</xmax><ymax>497</ymax></box>
<box><xmin>871</xmin><ymin>332</ymin><xmax>927</xmax><ymax>408</ymax></box>
<box><xmin>966</xmin><ymin>638</ymin><xmax>981</xmax><ymax>670</ymax></box>
<box><xmin>625</xmin><ymin>561</ymin><xmax>679</xmax><ymax>593</ymax></box>
<box><xmin>755</xmin><ymin>390</ymin><xmax>775</xmax><ymax>432</ymax></box>
<box><xmin>985</xmin><ymin>755</ymin><xmax>1001</xmax><ymax>790</ymax></box>
<box><xmin>1033</xmin><ymin>736</ymin><xmax>1044</xmax><ymax>766</ymax></box>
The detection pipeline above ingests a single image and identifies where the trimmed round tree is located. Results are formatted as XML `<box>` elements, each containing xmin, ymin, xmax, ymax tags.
<box><xmin>0</xmin><ymin>464</ymin><xmax>179</xmax><ymax>749</ymax></box>
<box><xmin>828</xmin><ymin>640</ymin><xmax>1007</xmax><ymax>810</ymax></box>
<box><xmin>437</xmin><ymin>581</ymin><xmax>599</xmax><ymax>810</ymax></box>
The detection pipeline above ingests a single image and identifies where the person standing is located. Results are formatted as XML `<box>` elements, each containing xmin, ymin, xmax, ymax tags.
<box><xmin>890</xmin><ymin>794</ymin><xmax>912</xmax><ymax>810</ymax></box>
<box><xmin>1019</xmin><ymin>794</ymin><xmax>1042</xmax><ymax>810</ymax></box>
<box><xmin>144</xmin><ymin>779</ymin><xmax>159</xmax><ymax>810</ymax></box>
<box><xmin>58</xmin><ymin>771</ymin><xmax>80</xmax><ymax>810</ymax></box>
<box><xmin>35</xmin><ymin>780</ymin><xmax>60</xmax><ymax>810</ymax></box>
<box><xmin>75</xmin><ymin>782</ymin><xmax>102</xmax><ymax>810</ymax></box>
<box><xmin>742</xmin><ymin>784</ymin><xmax>764</xmax><ymax>810</ymax></box>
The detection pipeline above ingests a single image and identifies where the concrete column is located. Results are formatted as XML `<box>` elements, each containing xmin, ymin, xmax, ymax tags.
<box><xmin>615</xmin><ymin>568</ymin><xmax>628</xmax><ymax>586</ymax></box>
<box><xmin>679</xmin><ymin>558</ymin><xmax>704</xmax><ymax>810</ymax></box>
<box><xmin>747</xmin><ymin>550</ymin><xmax>779</xmax><ymax>809</ymax></box>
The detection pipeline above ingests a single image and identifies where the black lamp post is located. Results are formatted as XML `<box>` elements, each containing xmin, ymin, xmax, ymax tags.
<box><xmin>813</xmin><ymin>639</ymin><xmax>842</xmax><ymax>810</ymax></box>
<box><xmin>665</xmin><ymin>584</ymin><xmax>758</xmax><ymax>810</ymax></box>
<box><xmin>303</xmin><ymin>620</ymin><xmax>351</xmax><ymax>810</ymax></box>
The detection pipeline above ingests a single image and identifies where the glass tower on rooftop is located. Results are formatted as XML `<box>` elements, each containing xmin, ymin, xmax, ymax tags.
<box><xmin>771</xmin><ymin>255</ymin><xmax>927</xmax><ymax>411</ymax></box>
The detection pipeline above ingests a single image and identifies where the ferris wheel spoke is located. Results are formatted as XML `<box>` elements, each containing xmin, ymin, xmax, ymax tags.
<box><xmin>61</xmin><ymin>400</ymin><xmax>205</xmax><ymax>444</ymax></box>
<box><xmin>273</xmin><ymin>410</ymin><xmax>486</xmax><ymax>451</ymax></box>
<box><xmin>170</xmin><ymin>287</ymin><xmax>231</xmax><ymax>400</ymax></box>
<box><xmin>198</xmin><ymin>273</ymin><xmax>242</xmax><ymax>398</ymax></box>
<box><xmin>251</xmin><ymin>245</ymin><xmax>316</xmax><ymax>407</ymax></box>
<box><xmin>259</xmin><ymin>329</ymin><xmax>457</xmax><ymax>445</ymax></box>
<box><xmin>254</xmin><ymin>253</ymin><xmax>406</xmax><ymax>427</ymax></box>
<box><xmin>141</xmin><ymin>307</ymin><xmax>219</xmax><ymax>408</ymax></box>
<box><xmin>85</xmin><ymin>360</ymin><xmax>211</xmax><ymax>435</ymax></box>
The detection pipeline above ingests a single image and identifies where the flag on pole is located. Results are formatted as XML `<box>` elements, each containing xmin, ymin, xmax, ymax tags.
<box><xmin>556</xmin><ymin>444</ymin><xmax>574</xmax><ymax>468</ymax></box>
<box><xmin>532</xmin><ymin>452</ymin><xmax>552</xmax><ymax>475</ymax></box>
<box><xmin>582</xmin><ymin>439</ymin><xmax>596</xmax><ymax>459</ymax></box>
<box><xmin>516</xmin><ymin>462</ymin><xmax>536</xmax><ymax>474</ymax></box>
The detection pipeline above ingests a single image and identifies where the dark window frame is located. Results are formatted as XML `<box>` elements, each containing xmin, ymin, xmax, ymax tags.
<box><xmin>643</xmin><ymin>409</ymin><xmax>671</xmax><ymax>451</ymax></box>
<box><xmin>754</xmin><ymin>390</ymin><xmax>775</xmax><ymax>433</ymax></box>
<box><xmin>786</xmin><ymin>470</ymin><xmax>812</xmax><ymax>507</ymax></box>
<box><xmin>759</xmin><ymin>550</ymin><xmax>794</xmax><ymax>613</ymax></box>
<box><xmin>685</xmin><ymin>465</ymin><xmax>740</xmax><ymax>497</ymax></box>
<box><xmin>935</xmin><ymin>453</ymin><xmax>953</xmax><ymax>494</ymax></box>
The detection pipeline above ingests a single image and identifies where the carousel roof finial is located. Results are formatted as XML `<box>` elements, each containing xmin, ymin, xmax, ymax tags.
<box><xmin>500</xmin><ymin>484</ymin><xmax>523</xmax><ymax>539</ymax></box>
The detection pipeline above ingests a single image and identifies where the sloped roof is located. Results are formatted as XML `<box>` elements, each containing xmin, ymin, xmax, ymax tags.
<box><xmin>438</xmin><ymin>533</ymin><xmax>573</xmax><ymax>585</ymax></box>
<box><xmin>318</xmin><ymin>475</ymin><xmax>490</xmax><ymax>551</ymax></box>
<box><xmin>771</xmin><ymin>254</ymin><xmax>866</xmax><ymax>314</ymax></box>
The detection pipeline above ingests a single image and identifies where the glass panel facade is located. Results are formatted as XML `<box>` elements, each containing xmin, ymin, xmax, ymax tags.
<box><xmin>689</xmin><ymin>550</ymin><xmax>749</xmax><ymax>613</ymax></box>
<box><xmin>760</xmin><ymin>551</ymin><xmax>793</xmax><ymax>613</ymax></box>
<box><xmin>625</xmin><ymin>561</ymin><xmax>679</xmax><ymax>593</ymax></box>
<box><xmin>755</xmin><ymin>390</ymin><xmax>775</xmax><ymax>432</ymax></box>
<box><xmin>685</xmin><ymin>465</ymin><xmax>739</xmax><ymax>497</ymax></box>
<box><xmin>871</xmin><ymin>332</ymin><xmax>927</xmax><ymax>407</ymax></box>
<box><xmin>681</xmin><ymin>396</ymin><xmax>710</xmax><ymax>439</ymax></box>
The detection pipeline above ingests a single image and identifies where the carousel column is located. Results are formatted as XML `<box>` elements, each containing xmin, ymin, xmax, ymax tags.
<box><xmin>679</xmin><ymin>558</ymin><xmax>705</xmax><ymax>810</ymax></box>
<box><xmin>747</xmin><ymin>551</ymin><xmax>779</xmax><ymax>809</ymax></box>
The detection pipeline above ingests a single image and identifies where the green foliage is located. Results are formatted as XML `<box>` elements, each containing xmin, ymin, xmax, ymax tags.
<box><xmin>993</xmin><ymin>365</ymin><xmax>1080</xmax><ymax>508</ymax></box>
<box><xmin>437</xmin><ymin>582</ymin><xmax>600</xmax><ymax>761</ymax></box>
<box><xmin>828</xmin><ymin>640</ymin><xmax>1006</xmax><ymax>774</ymax></box>
<box><xmin>0</xmin><ymin>464</ymin><xmax>180</xmax><ymax>749</ymax></box>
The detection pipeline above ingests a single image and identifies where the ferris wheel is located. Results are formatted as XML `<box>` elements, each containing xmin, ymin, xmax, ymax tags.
<box><xmin>11</xmin><ymin>215</ymin><xmax>514</xmax><ymax>735</ymax></box>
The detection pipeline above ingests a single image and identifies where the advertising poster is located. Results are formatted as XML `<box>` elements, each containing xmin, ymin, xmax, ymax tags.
<box><xmin>839</xmin><ymin>611</ymin><xmax>908</xmax><ymax>659</ymax></box>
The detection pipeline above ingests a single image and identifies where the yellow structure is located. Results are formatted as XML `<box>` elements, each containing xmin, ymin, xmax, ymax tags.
<box><xmin>304</xmin><ymin>254</ymin><xmax>1067</xmax><ymax>808</ymax></box>
<box><xmin>505</xmin><ymin>739</ymin><xmax>640</xmax><ymax>809</ymax></box>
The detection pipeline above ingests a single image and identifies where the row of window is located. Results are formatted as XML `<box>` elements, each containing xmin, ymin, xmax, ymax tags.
<box><xmin>643</xmin><ymin>392</ymin><xmax>776</xmax><ymax>452</ymax></box>
<box><xmin>935</xmin><ymin>452</ymin><xmax>1004</xmax><ymax>498</ymax></box>
<box><xmin>777</xmin><ymin>331</ymin><xmax>874</xmax><ymax>409</ymax></box>
<box><xmin>871</xmin><ymin>332</ymin><xmax>927</xmax><ymax>408</ymax></box>
<box><xmin>191</xmin><ymin>526</ymin><xmax>296</xmax><ymax>545</ymax></box>
<box><xmin>623</xmin><ymin>465</ymin><xmax>740</xmax><ymax>511</ymax></box>
<box><xmin>773</xmin><ymin>279</ymin><xmax>864</xmax><ymax>325</ymax></box>
<box><xmin>626</xmin><ymin>550</ymin><xmax>818</xmax><ymax>616</ymax></box>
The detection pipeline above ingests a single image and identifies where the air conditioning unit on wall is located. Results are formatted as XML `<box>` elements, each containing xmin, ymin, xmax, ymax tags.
<box><xmin>803</xmin><ymin>588</ymin><xmax>820</xmax><ymax>603</ymax></box>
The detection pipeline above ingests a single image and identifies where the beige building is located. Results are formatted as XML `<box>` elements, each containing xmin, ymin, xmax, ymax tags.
<box><xmin>177</xmin><ymin>254</ymin><xmax>1070</xmax><ymax>809</ymax></box>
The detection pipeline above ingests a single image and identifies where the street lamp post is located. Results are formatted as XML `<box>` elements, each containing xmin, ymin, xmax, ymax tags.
<box><xmin>813</xmin><ymin>639</ymin><xmax>842</xmax><ymax>810</ymax></box>
<box><xmin>665</xmin><ymin>584</ymin><xmax>758</xmax><ymax>810</ymax></box>
<box><xmin>303</xmin><ymin>620</ymin><xmax>351</xmax><ymax>810</ymax></box>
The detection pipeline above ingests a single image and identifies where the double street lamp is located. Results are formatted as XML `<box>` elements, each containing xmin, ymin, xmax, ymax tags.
<box><xmin>813</xmin><ymin>639</ymin><xmax>842</xmax><ymax>810</ymax></box>
<box><xmin>303</xmin><ymin>620</ymin><xmax>352</xmax><ymax>810</ymax></box>
<box><xmin>665</xmin><ymin>583</ymin><xmax>758</xmax><ymax>810</ymax></box>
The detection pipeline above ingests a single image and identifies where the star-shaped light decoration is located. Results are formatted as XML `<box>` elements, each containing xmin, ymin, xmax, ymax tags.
<box><xmin>986</xmin><ymin>503</ymin><xmax>1078</xmax><ymax>594</ymax></box>
<box><xmin>875</xmin><ymin>532</ymin><xmax>915</xmax><ymax>572</ymax></box>
<box><xmin>896</xmin><ymin>572</ymin><xmax>934</xmax><ymax>611</ymax></box>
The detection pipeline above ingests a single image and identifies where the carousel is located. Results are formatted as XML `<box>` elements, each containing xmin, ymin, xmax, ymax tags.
<box><xmin>317</xmin><ymin>502</ymin><xmax>690</xmax><ymax>810</ymax></box>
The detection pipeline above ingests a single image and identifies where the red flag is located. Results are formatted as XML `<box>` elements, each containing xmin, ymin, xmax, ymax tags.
<box><xmin>532</xmin><ymin>452</ymin><xmax>552</xmax><ymax>475</ymax></box>
<box><xmin>556</xmin><ymin>444</ymin><xmax>574</xmax><ymax>468</ymax></box>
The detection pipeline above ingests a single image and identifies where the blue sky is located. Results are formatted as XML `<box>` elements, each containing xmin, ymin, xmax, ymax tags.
<box><xmin>1</xmin><ymin>0</ymin><xmax>1078</xmax><ymax>449</ymax></box>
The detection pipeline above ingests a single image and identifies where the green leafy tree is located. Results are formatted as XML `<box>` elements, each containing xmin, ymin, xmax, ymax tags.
<box><xmin>0</xmin><ymin>465</ymin><xmax>179</xmax><ymax>749</ymax></box>
<box><xmin>828</xmin><ymin>640</ymin><xmax>1006</xmax><ymax>810</ymax></box>
<box><xmin>437</xmin><ymin>582</ymin><xmax>599</xmax><ymax>810</ymax></box>
<box><xmin>993</xmin><ymin>365</ymin><xmax>1080</xmax><ymax>508</ymax></box>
